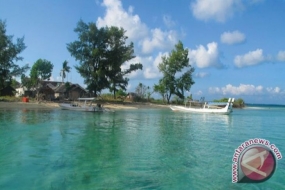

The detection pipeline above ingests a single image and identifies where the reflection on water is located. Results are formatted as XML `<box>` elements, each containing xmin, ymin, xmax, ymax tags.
<box><xmin>0</xmin><ymin>108</ymin><xmax>284</xmax><ymax>189</ymax></box>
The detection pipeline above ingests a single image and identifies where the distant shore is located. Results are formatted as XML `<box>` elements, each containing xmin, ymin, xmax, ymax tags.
<box><xmin>0</xmin><ymin>101</ymin><xmax>169</xmax><ymax>110</ymax></box>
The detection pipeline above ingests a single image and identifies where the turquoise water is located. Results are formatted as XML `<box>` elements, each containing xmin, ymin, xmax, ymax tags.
<box><xmin>0</xmin><ymin>106</ymin><xmax>285</xmax><ymax>189</ymax></box>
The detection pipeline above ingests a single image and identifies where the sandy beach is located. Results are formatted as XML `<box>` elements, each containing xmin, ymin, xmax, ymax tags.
<box><xmin>0</xmin><ymin>101</ymin><xmax>169</xmax><ymax>110</ymax></box>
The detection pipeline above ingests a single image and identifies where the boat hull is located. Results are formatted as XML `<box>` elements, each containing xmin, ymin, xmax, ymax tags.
<box><xmin>59</xmin><ymin>103</ymin><xmax>104</xmax><ymax>112</ymax></box>
<box><xmin>170</xmin><ymin>105</ymin><xmax>232</xmax><ymax>115</ymax></box>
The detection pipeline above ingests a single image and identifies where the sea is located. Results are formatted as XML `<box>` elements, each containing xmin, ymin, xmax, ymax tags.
<box><xmin>0</xmin><ymin>104</ymin><xmax>284</xmax><ymax>190</ymax></box>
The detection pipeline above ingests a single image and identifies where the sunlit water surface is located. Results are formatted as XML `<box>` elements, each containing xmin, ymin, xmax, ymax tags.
<box><xmin>0</xmin><ymin>106</ymin><xmax>285</xmax><ymax>189</ymax></box>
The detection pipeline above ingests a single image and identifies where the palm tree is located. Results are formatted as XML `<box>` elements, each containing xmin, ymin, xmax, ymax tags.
<box><xmin>60</xmin><ymin>60</ymin><xmax>71</xmax><ymax>82</ymax></box>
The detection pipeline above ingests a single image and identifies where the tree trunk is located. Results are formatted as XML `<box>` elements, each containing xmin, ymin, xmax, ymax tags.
<box><xmin>113</xmin><ymin>89</ymin><xmax>116</xmax><ymax>99</ymax></box>
<box><xmin>167</xmin><ymin>93</ymin><xmax>172</xmax><ymax>104</ymax></box>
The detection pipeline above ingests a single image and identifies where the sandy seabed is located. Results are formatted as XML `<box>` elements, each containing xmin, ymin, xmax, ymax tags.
<box><xmin>0</xmin><ymin>101</ymin><xmax>169</xmax><ymax>110</ymax></box>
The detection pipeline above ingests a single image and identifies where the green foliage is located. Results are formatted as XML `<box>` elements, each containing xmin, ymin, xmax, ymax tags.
<box><xmin>107</xmin><ymin>26</ymin><xmax>142</xmax><ymax>98</ymax></box>
<box><xmin>234</xmin><ymin>98</ymin><xmax>245</xmax><ymax>107</ymax></box>
<box><xmin>11</xmin><ymin>78</ymin><xmax>20</xmax><ymax>88</ymax></box>
<box><xmin>149</xmin><ymin>98</ymin><xmax>165</xmax><ymax>104</ymax></box>
<box><xmin>67</xmin><ymin>20</ymin><xmax>108</xmax><ymax>96</ymax></box>
<box><xmin>153</xmin><ymin>83</ymin><xmax>166</xmax><ymax>103</ymax></box>
<box><xmin>29</xmin><ymin>59</ymin><xmax>53</xmax><ymax>100</ymax></box>
<box><xmin>67</xmin><ymin>20</ymin><xmax>142</xmax><ymax>97</ymax></box>
<box><xmin>30</xmin><ymin>59</ymin><xmax>54</xmax><ymax>86</ymax></box>
<box><xmin>213</xmin><ymin>97</ymin><xmax>229</xmax><ymax>102</ymax></box>
<box><xmin>21</xmin><ymin>74</ymin><xmax>33</xmax><ymax>90</ymax></box>
<box><xmin>65</xmin><ymin>82</ymin><xmax>71</xmax><ymax>90</ymax></box>
<box><xmin>154</xmin><ymin>41</ymin><xmax>195</xmax><ymax>104</ymax></box>
<box><xmin>117</xmin><ymin>89</ymin><xmax>127</xmax><ymax>97</ymax></box>
<box><xmin>213</xmin><ymin>97</ymin><xmax>245</xmax><ymax>108</ymax></box>
<box><xmin>0</xmin><ymin>20</ymin><xmax>29</xmax><ymax>93</ymax></box>
<box><xmin>186</xmin><ymin>94</ymin><xmax>193</xmax><ymax>100</ymax></box>
<box><xmin>0</xmin><ymin>96</ymin><xmax>21</xmax><ymax>102</ymax></box>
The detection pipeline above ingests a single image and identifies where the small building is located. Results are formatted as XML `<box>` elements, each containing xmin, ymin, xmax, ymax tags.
<box><xmin>54</xmin><ymin>83</ymin><xmax>67</xmax><ymax>99</ymax></box>
<box><xmin>0</xmin><ymin>85</ymin><xmax>16</xmax><ymax>96</ymax></box>
<box><xmin>19</xmin><ymin>80</ymin><xmax>88</xmax><ymax>100</ymax></box>
<box><xmin>15</xmin><ymin>86</ymin><xmax>26</xmax><ymax>97</ymax></box>
<box><xmin>68</xmin><ymin>84</ymin><xmax>88</xmax><ymax>100</ymax></box>
<box><xmin>125</xmin><ymin>92</ymin><xmax>139</xmax><ymax>102</ymax></box>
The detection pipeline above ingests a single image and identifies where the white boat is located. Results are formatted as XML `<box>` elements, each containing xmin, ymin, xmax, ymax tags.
<box><xmin>170</xmin><ymin>98</ymin><xmax>235</xmax><ymax>115</ymax></box>
<box><xmin>59</xmin><ymin>98</ymin><xmax>107</xmax><ymax>112</ymax></box>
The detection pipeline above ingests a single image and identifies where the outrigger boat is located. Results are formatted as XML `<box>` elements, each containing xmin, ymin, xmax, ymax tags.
<box><xmin>59</xmin><ymin>98</ymin><xmax>107</xmax><ymax>112</ymax></box>
<box><xmin>170</xmin><ymin>98</ymin><xmax>235</xmax><ymax>115</ymax></box>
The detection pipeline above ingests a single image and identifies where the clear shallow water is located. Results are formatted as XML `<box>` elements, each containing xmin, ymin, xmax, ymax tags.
<box><xmin>0</xmin><ymin>106</ymin><xmax>285</xmax><ymax>189</ymax></box>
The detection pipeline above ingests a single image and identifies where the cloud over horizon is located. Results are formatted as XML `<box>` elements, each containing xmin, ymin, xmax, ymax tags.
<box><xmin>209</xmin><ymin>84</ymin><xmax>283</xmax><ymax>96</ymax></box>
<box><xmin>277</xmin><ymin>51</ymin><xmax>285</xmax><ymax>61</ymax></box>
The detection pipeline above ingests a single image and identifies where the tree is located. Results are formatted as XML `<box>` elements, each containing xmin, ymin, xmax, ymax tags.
<box><xmin>30</xmin><ymin>59</ymin><xmax>53</xmax><ymax>99</ymax></box>
<box><xmin>0</xmin><ymin>20</ymin><xmax>29</xmax><ymax>94</ymax></box>
<box><xmin>155</xmin><ymin>41</ymin><xmax>195</xmax><ymax>104</ymax></box>
<box><xmin>106</xmin><ymin>26</ymin><xmax>142</xmax><ymax>98</ymax></box>
<box><xmin>67</xmin><ymin>20</ymin><xmax>108</xmax><ymax>96</ymax></box>
<box><xmin>135</xmin><ymin>83</ymin><xmax>147</xmax><ymax>99</ymax></box>
<box><xmin>109</xmin><ymin>62</ymin><xmax>142</xmax><ymax>99</ymax></box>
<box><xmin>67</xmin><ymin>20</ymin><xmax>142</xmax><ymax>97</ymax></box>
<box><xmin>146</xmin><ymin>86</ymin><xmax>153</xmax><ymax>102</ymax></box>
<box><xmin>60</xmin><ymin>60</ymin><xmax>71</xmax><ymax>82</ymax></box>
<box><xmin>10</xmin><ymin>78</ymin><xmax>20</xmax><ymax>89</ymax></box>
<box><xmin>21</xmin><ymin>74</ymin><xmax>33</xmax><ymax>90</ymax></box>
<box><xmin>153</xmin><ymin>83</ymin><xmax>166</xmax><ymax>103</ymax></box>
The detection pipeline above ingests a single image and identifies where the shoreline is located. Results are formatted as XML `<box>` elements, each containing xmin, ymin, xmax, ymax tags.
<box><xmin>0</xmin><ymin>101</ymin><xmax>169</xmax><ymax>110</ymax></box>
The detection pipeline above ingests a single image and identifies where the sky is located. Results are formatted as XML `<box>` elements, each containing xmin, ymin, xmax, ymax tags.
<box><xmin>1</xmin><ymin>0</ymin><xmax>285</xmax><ymax>104</ymax></box>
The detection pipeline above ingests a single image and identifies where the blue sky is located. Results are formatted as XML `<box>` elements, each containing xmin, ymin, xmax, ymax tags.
<box><xmin>1</xmin><ymin>0</ymin><xmax>285</xmax><ymax>104</ymax></box>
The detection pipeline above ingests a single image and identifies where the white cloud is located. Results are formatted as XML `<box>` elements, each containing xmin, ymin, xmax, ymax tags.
<box><xmin>97</xmin><ymin>0</ymin><xmax>179</xmax><ymax>57</ymax></box>
<box><xmin>220</xmin><ymin>30</ymin><xmax>246</xmax><ymax>45</ymax></box>
<box><xmin>191</xmin><ymin>0</ymin><xmax>243</xmax><ymax>22</ymax></box>
<box><xmin>277</xmin><ymin>51</ymin><xmax>285</xmax><ymax>61</ymax></box>
<box><xmin>195</xmin><ymin>90</ymin><xmax>203</xmax><ymax>96</ymax></box>
<box><xmin>234</xmin><ymin>49</ymin><xmax>265</xmax><ymax>68</ymax></box>
<box><xmin>209</xmin><ymin>87</ymin><xmax>221</xmax><ymax>94</ymax></box>
<box><xmin>141</xmin><ymin>28</ymin><xmax>178</xmax><ymax>54</ymax></box>
<box><xmin>209</xmin><ymin>84</ymin><xmax>264</xmax><ymax>95</ymax></box>
<box><xmin>163</xmin><ymin>15</ymin><xmax>176</xmax><ymax>28</ymax></box>
<box><xmin>97</xmin><ymin>0</ymin><xmax>148</xmax><ymax>41</ymax></box>
<box><xmin>209</xmin><ymin>84</ymin><xmax>284</xmax><ymax>98</ymax></box>
<box><xmin>143</xmin><ymin>52</ymin><xmax>167</xmax><ymax>79</ymax></box>
<box><xmin>121</xmin><ymin>53</ymin><xmax>165</xmax><ymax>80</ymax></box>
<box><xmin>188</xmin><ymin>42</ymin><xmax>223</xmax><ymax>68</ymax></box>
<box><xmin>191</xmin><ymin>0</ymin><xmax>263</xmax><ymax>22</ymax></box>
<box><xmin>266</xmin><ymin>87</ymin><xmax>281</xmax><ymax>94</ymax></box>
<box><xmin>194</xmin><ymin>72</ymin><xmax>209</xmax><ymax>78</ymax></box>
